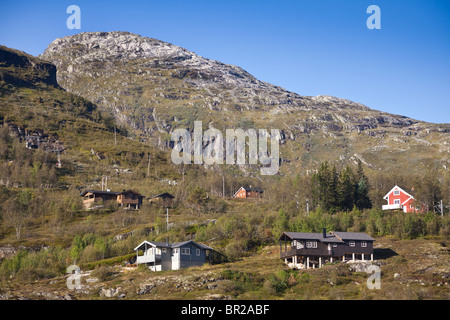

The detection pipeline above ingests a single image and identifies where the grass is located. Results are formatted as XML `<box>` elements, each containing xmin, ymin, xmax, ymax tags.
<box><xmin>1</xmin><ymin>237</ymin><xmax>448</xmax><ymax>300</ymax></box>
<box><xmin>79</xmin><ymin>253</ymin><xmax>136</xmax><ymax>270</ymax></box>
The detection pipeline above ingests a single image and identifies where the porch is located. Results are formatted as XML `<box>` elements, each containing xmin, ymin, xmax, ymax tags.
<box><xmin>382</xmin><ymin>204</ymin><xmax>402</xmax><ymax>210</ymax></box>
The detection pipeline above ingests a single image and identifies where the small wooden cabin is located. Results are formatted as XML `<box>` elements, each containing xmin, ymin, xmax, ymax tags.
<box><xmin>233</xmin><ymin>186</ymin><xmax>264</xmax><ymax>199</ymax></box>
<box><xmin>148</xmin><ymin>193</ymin><xmax>175</xmax><ymax>207</ymax></box>
<box><xmin>117</xmin><ymin>190</ymin><xmax>145</xmax><ymax>209</ymax></box>
<box><xmin>80</xmin><ymin>189</ymin><xmax>144</xmax><ymax>210</ymax></box>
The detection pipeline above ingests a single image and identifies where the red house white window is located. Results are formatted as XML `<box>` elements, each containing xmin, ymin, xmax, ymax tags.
<box><xmin>382</xmin><ymin>185</ymin><xmax>425</xmax><ymax>213</ymax></box>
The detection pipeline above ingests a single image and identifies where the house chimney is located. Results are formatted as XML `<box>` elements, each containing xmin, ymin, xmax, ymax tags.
<box><xmin>322</xmin><ymin>228</ymin><xmax>326</xmax><ymax>238</ymax></box>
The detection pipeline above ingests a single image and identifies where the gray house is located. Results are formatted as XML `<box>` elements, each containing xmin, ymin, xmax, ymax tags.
<box><xmin>134</xmin><ymin>240</ymin><xmax>213</xmax><ymax>271</ymax></box>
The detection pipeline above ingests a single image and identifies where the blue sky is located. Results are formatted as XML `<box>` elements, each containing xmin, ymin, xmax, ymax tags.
<box><xmin>1</xmin><ymin>0</ymin><xmax>449</xmax><ymax>123</ymax></box>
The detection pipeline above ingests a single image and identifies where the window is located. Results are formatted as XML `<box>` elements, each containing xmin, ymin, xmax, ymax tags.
<box><xmin>394</xmin><ymin>199</ymin><xmax>401</xmax><ymax>205</ymax></box>
<box><xmin>306</xmin><ymin>241</ymin><xmax>317</xmax><ymax>249</ymax></box>
<box><xmin>196</xmin><ymin>249</ymin><xmax>200</xmax><ymax>256</ymax></box>
<box><xmin>162</xmin><ymin>248</ymin><xmax>167</xmax><ymax>253</ymax></box>
<box><xmin>181</xmin><ymin>248</ymin><xmax>190</xmax><ymax>255</ymax></box>
<box><xmin>361</xmin><ymin>241</ymin><xmax>367</xmax><ymax>248</ymax></box>
<box><xmin>332</xmin><ymin>243</ymin><xmax>338</xmax><ymax>248</ymax></box>
<box><xmin>349</xmin><ymin>241</ymin><xmax>355</xmax><ymax>247</ymax></box>
<box><xmin>394</xmin><ymin>190</ymin><xmax>400</xmax><ymax>195</ymax></box>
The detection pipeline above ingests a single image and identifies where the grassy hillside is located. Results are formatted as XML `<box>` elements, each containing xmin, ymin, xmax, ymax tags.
<box><xmin>0</xmin><ymin>44</ymin><xmax>449</xmax><ymax>301</ymax></box>
<box><xmin>0</xmin><ymin>237</ymin><xmax>448</xmax><ymax>300</ymax></box>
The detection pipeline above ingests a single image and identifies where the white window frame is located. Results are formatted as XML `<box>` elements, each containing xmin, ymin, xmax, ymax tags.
<box><xmin>394</xmin><ymin>199</ymin><xmax>401</xmax><ymax>205</ymax></box>
<box><xmin>306</xmin><ymin>241</ymin><xmax>317</xmax><ymax>249</ymax></box>
<box><xmin>196</xmin><ymin>249</ymin><xmax>200</xmax><ymax>256</ymax></box>
<box><xmin>332</xmin><ymin>243</ymin><xmax>338</xmax><ymax>248</ymax></box>
<box><xmin>361</xmin><ymin>241</ymin><xmax>367</xmax><ymax>248</ymax></box>
<box><xmin>349</xmin><ymin>241</ymin><xmax>355</xmax><ymax>247</ymax></box>
<box><xmin>181</xmin><ymin>248</ymin><xmax>190</xmax><ymax>255</ymax></box>
<box><xmin>394</xmin><ymin>190</ymin><xmax>400</xmax><ymax>195</ymax></box>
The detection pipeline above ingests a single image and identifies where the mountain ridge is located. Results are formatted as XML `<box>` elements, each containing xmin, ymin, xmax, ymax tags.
<box><xmin>38</xmin><ymin>31</ymin><xmax>450</xmax><ymax>175</ymax></box>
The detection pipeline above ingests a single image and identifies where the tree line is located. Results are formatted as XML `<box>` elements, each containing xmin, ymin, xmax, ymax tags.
<box><xmin>311</xmin><ymin>161</ymin><xmax>372</xmax><ymax>213</ymax></box>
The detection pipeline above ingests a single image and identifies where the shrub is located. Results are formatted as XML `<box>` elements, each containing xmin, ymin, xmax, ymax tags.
<box><xmin>0</xmin><ymin>247</ymin><xmax>68</xmax><ymax>282</ymax></box>
<box><xmin>91</xmin><ymin>265</ymin><xmax>112</xmax><ymax>281</ymax></box>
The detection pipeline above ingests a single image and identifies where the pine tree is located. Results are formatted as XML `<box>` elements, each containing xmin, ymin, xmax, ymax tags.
<box><xmin>355</xmin><ymin>161</ymin><xmax>372</xmax><ymax>210</ymax></box>
<box><xmin>338</xmin><ymin>166</ymin><xmax>357</xmax><ymax>211</ymax></box>
<box><xmin>311</xmin><ymin>162</ymin><xmax>340</xmax><ymax>212</ymax></box>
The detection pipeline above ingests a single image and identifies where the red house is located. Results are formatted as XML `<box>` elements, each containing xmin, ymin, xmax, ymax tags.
<box><xmin>233</xmin><ymin>186</ymin><xmax>264</xmax><ymax>199</ymax></box>
<box><xmin>382</xmin><ymin>185</ymin><xmax>425</xmax><ymax>213</ymax></box>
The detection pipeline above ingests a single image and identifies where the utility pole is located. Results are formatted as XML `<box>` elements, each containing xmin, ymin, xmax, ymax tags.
<box><xmin>306</xmin><ymin>198</ymin><xmax>309</xmax><ymax>217</ymax></box>
<box><xmin>166</xmin><ymin>207</ymin><xmax>169</xmax><ymax>232</ymax></box>
<box><xmin>434</xmin><ymin>200</ymin><xmax>444</xmax><ymax>218</ymax></box>
<box><xmin>56</xmin><ymin>150</ymin><xmax>62</xmax><ymax>169</ymax></box>
<box><xmin>101</xmin><ymin>175</ymin><xmax>108</xmax><ymax>191</ymax></box>
<box><xmin>222</xmin><ymin>173</ymin><xmax>225</xmax><ymax>199</ymax></box>
<box><xmin>147</xmin><ymin>153</ymin><xmax>151</xmax><ymax>178</ymax></box>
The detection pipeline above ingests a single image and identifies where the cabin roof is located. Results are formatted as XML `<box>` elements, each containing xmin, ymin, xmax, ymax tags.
<box><xmin>134</xmin><ymin>240</ymin><xmax>212</xmax><ymax>251</ymax></box>
<box><xmin>242</xmin><ymin>185</ymin><xmax>264</xmax><ymax>192</ymax></box>
<box><xmin>279</xmin><ymin>231</ymin><xmax>375</xmax><ymax>243</ymax></box>
<box><xmin>80</xmin><ymin>190</ymin><xmax>119</xmax><ymax>197</ymax></box>
<box><xmin>80</xmin><ymin>189</ymin><xmax>144</xmax><ymax>197</ymax></box>
<box><xmin>331</xmin><ymin>231</ymin><xmax>375</xmax><ymax>241</ymax></box>
<box><xmin>149</xmin><ymin>193</ymin><xmax>175</xmax><ymax>199</ymax></box>
<box><xmin>383</xmin><ymin>185</ymin><xmax>415</xmax><ymax>199</ymax></box>
<box><xmin>120</xmin><ymin>190</ymin><xmax>145</xmax><ymax>197</ymax></box>
<box><xmin>279</xmin><ymin>232</ymin><xmax>343</xmax><ymax>243</ymax></box>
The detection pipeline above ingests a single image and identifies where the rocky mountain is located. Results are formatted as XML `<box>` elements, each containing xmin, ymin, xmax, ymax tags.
<box><xmin>39</xmin><ymin>31</ymin><xmax>450</xmax><ymax>176</ymax></box>
<box><xmin>1</xmin><ymin>46</ymin><xmax>58</xmax><ymax>88</ymax></box>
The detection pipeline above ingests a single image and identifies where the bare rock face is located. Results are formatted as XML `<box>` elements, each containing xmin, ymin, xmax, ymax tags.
<box><xmin>1</xmin><ymin>46</ymin><xmax>58</xmax><ymax>88</ymax></box>
<box><xmin>40</xmin><ymin>31</ymin><xmax>307</xmax><ymax>109</ymax></box>
<box><xmin>0</xmin><ymin>245</ymin><xmax>17</xmax><ymax>261</ymax></box>
<box><xmin>39</xmin><ymin>31</ymin><xmax>450</xmax><ymax>175</ymax></box>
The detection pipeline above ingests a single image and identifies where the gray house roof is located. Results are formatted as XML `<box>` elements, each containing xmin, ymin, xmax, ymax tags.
<box><xmin>331</xmin><ymin>232</ymin><xmax>375</xmax><ymax>241</ymax></box>
<box><xmin>280</xmin><ymin>232</ymin><xmax>344</xmax><ymax>243</ymax></box>
<box><xmin>134</xmin><ymin>240</ymin><xmax>212</xmax><ymax>251</ymax></box>
<box><xmin>279</xmin><ymin>230</ymin><xmax>374</xmax><ymax>243</ymax></box>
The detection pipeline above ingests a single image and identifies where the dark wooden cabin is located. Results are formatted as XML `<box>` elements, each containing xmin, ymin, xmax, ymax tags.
<box><xmin>279</xmin><ymin>229</ymin><xmax>374</xmax><ymax>269</ymax></box>
<box><xmin>148</xmin><ymin>193</ymin><xmax>175</xmax><ymax>207</ymax></box>
<box><xmin>81</xmin><ymin>189</ymin><xmax>144</xmax><ymax>210</ymax></box>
